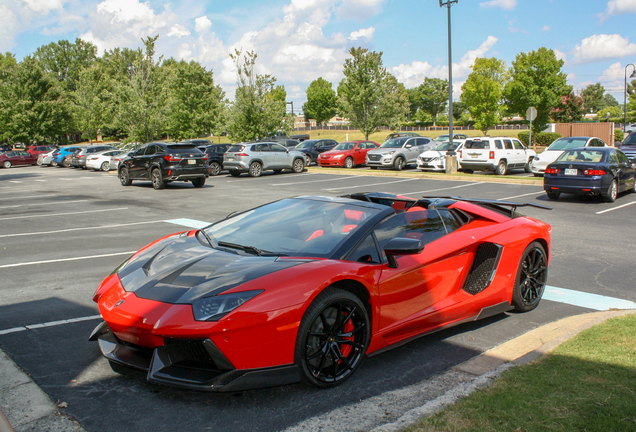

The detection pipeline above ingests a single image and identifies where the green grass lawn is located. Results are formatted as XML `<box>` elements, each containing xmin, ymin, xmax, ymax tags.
<box><xmin>408</xmin><ymin>313</ymin><xmax>636</xmax><ymax>432</ymax></box>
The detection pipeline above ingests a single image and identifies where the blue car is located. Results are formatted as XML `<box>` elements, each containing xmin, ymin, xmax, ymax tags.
<box><xmin>51</xmin><ymin>146</ymin><xmax>83</xmax><ymax>167</ymax></box>
<box><xmin>544</xmin><ymin>147</ymin><xmax>636</xmax><ymax>202</ymax></box>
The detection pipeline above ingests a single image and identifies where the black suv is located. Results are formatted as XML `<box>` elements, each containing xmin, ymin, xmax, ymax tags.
<box><xmin>118</xmin><ymin>142</ymin><xmax>209</xmax><ymax>189</ymax></box>
<box><xmin>295</xmin><ymin>139</ymin><xmax>338</xmax><ymax>165</ymax></box>
<box><xmin>198</xmin><ymin>143</ymin><xmax>231</xmax><ymax>176</ymax></box>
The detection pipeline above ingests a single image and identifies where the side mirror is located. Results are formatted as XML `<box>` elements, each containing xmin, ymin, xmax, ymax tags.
<box><xmin>355</xmin><ymin>148</ymin><xmax>361</xmax><ymax>152</ymax></box>
<box><xmin>405</xmin><ymin>144</ymin><xmax>412</xmax><ymax>148</ymax></box>
<box><xmin>384</xmin><ymin>238</ymin><xmax>423</xmax><ymax>268</ymax></box>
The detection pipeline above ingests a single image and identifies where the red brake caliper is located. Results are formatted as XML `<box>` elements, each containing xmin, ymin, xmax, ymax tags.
<box><xmin>339</xmin><ymin>314</ymin><xmax>354</xmax><ymax>359</ymax></box>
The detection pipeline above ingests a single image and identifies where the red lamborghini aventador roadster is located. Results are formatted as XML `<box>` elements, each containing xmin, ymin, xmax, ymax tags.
<box><xmin>90</xmin><ymin>193</ymin><xmax>552</xmax><ymax>392</ymax></box>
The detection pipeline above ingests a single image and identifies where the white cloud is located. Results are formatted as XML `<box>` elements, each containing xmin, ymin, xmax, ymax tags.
<box><xmin>571</xmin><ymin>34</ymin><xmax>636</xmax><ymax>64</ymax></box>
<box><xmin>337</xmin><ymin>0</ymin><xmax>385</xmax><ymax>21</ymax></box>
<box><xmin>0</xmin><ymin>5</ymin><xmax>20</xmax><ymax>51</ymax></box>
<box><xmin>479</xmin><ymin>0</ymin><xmax>517</xmax><ymax>11</ymax></box>
<box><xmin>391</xmin><ymin>36</ymin><xmax>498</xmax><ymax>88</ymax></box>
<box><xmin>23</xmin><ymin>0</ymin><xmax>66</xmax><ymax>13</ymax></box>
<box><xmin>349</xmin><ymin>27</ymin><xmax>374</xmax><ymax>41</ymax></box>
<box><xmin>195</xmin><ymin>16</ymin><xmax>212</xmax><ymax>33</ymax></box>
<box><xmin>542</xmin><ymin>25</ymin><xmax>550</xmax><ymax>31</ymax></box>
<box><xmin>554</xmin><ymin>49</ymin><xmax>567</xmax><ymax>63</ymax></box>
<box><xmin>167</xmin><ymin>24</ymin><xmax>190</xmax><ymax>38</ymax></box>
<box><xmin>599</xmin><ymin>0</ymin><xmax>636</xmax><ymax>21</ymax></box>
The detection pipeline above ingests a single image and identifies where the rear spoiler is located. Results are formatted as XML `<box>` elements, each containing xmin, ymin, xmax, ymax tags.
<box><xmin>422</xmin><ymin>196</ymin><xmax>552</xmax><ymax>212</ymax></box>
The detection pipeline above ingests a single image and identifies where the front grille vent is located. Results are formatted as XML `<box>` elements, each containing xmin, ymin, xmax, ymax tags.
<box><xmin>164</xmin><ymin>338</ymin><xmax>217</xmax><ymax>369</ymax></box>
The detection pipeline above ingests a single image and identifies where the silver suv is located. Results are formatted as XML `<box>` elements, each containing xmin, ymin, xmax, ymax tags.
<box><xmin>223</xmin><ymin>142</ymin><xmax>309</xmax><ymax>177</ymax></box>
<box><xmin>365</xmin><ymin>137</ymin><xmax>434</xmax><ymax>170</ymax></box>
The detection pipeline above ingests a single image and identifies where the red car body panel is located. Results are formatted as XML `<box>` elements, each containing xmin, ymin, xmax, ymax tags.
<box><xmin>318</xmin><ymin>141</ymin><xmax>379</xmax><ymax>167</ymax></box>
<box><xmin>0</xmin><ymin>151</ymin><xmax>38</xmax><ymax>167</ymax></box>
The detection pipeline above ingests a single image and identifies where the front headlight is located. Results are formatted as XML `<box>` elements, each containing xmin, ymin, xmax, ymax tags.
<box><xmin>334</xmin><ymin>154</ymin><xmax>344</xmax><ymax>159</ymax></box>
<box><xmin>192</xmin><ymin>290</ymin><xmax>263</xmax><ymax>321</ymax></box>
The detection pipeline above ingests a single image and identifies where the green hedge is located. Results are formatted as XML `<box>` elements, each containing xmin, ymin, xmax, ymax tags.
<box><xmin>614</xmin><ymin>129</ymin><xmax>624</xmax><ymax>143</ymax></box>
<box><xmin>518</xmin><ymin>131</ymin><xmax>562</xmax><ymax>146</ymax></box>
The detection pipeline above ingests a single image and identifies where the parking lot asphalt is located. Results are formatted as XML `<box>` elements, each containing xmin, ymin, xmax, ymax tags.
<box><xmin>1</xmin><ymin>164</ymin><xmax>635</xmax><ymax>432</ymax></box>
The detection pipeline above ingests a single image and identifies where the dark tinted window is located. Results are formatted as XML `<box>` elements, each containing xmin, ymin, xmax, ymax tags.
<box><xmin>253</xmin><ymin>144</ymin><xmax>270</xmax><ymax>152</ymax></box>
<box><xmin>623</xmin><ymin>132</ymin><xmax>636</xmax><ymax>145</ymax></box>
<box><xmin>349</xmin><ymin>234</ymin><xmax>381</xmax><ymax>264</ymax></box>
<box><xmin>271</xmin><ymin>144</ymin><xmax>287</xmax><ymax>152</ymax></box>
<box><xmin>617</xmin><ymin>151</ymin><xmax>628</xmax><ymax>163</ymax></box>
<box><xmin>504</xmin><ymin>140</ymin><xmax>514</xmax><ymax>150</ymax></box>
<box><xmin>438</xmin><ymin>209</ymin><xmax>459</xmax><ymax>233</ymax></box>
<box><xmin>609</xmin><ymin>151</ymin><xmax>619</xmax><ymax>164</ymax></box>
<box><xmin>228</xmin><ymin>145</ymin><xmax>244</xmax><ymax>152</ymax></box>
<box><xmin>464</xmin><ymin>140</ymin><xmax>489</xmax><ymax>149</ymax></box>
<box><xmin>513</xmin><ymin>140</ymin><xmax>524</xmax><ymax>150</ymax></box>
<box><xmin>166</xmin><ymin>145</ymin><xmax>201</xmax><ymax>154</ymax></box>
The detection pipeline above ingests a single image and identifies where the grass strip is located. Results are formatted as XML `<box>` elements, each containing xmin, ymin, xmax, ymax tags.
<box><xmin>409</xmin><ymin>313</ymin><xmax>636</xmax><ymax>432</ymax></box>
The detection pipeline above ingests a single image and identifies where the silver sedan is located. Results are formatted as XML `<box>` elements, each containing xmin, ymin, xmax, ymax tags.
<box><xmin>86</xmin><ymin>150</ymin><xmax>126</xmax><ymax>171</ymax></box>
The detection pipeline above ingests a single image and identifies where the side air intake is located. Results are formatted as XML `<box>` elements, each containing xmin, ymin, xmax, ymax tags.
<box><xmin>462</xmin><ymin>243</ymin><xmax>503</xmax><ymax>295</ymax></box>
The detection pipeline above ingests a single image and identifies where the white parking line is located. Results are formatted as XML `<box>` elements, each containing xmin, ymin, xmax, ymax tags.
<box><xmin>0</xmin><ymin>251</ymin><xmax>136</xmax><ymax>269</ymax></box>
<box><xmin>0</xmin><ymin>220</ymin><xmax>164</xmax><ymax>238</ymax></box>
<box><xmin>595</xmin><ymin>200</ymin><xmax>636</xmax><ymax>215</ymax></box>
<box><xmin>324</xmin><ymin>178</ymin><xmax>419</xmax><ymax>191</ymax></box>
<box><xmin>401</xmin><ymin>182</ymin><xmax>481</xmax><ymax>196</ymax></box>
<box><xmin>498</xmin><ymin>191</ymin><xmax>544</xmax><ymax>200</ymax></box>
<box><xmin>8</xmin><ymin>181</ymin><xmax>22</xmax><ymax>184</ymax></box>
<box><xmin>0</xmin><ymin>199</ymin><xmax>88</xmax><ymax>210</ymax></box>
<box><xmin>0</xmin><ymin>315</ymin><xmax>101</xmax><ymax>335</ymax></box>
<box><xmin>272</xmin><ymin>176</ymin><xmax>362</xmax><ymax>186</ymax></box>
<box><xmin>0</xmin><ymin>207</ymin><xmax>128</xmax><ymax>221</ymax></box>
<box><xmin>0</xmin><ymin>194</ymin><xmax>58</xmax><ymax>200</ymax></box>
<box><xmin>225</xmin><ymin>173</ymin><xmax>323</xmax><ymax>183</ymax></box>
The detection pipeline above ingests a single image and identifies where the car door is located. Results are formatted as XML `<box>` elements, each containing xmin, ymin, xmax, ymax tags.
<box><xmin>612</xmin><ymin>150</ymin><xmax>631</xmax><ymax>192</ymax></box>
<box><xmin>270</xmin><ymin>143</ymin><xmax>290</xmax><ymax>168</ymax></box>
<box><xmin>502</xmin><ymin>139</ymin><xmax>516</xmax><ymax>166</ymax></box>
<box><xmin>352</xmin><ymin>142</ymin><xmax>366</xmax><ymax>165</ymax></box>
<box><xmin>369</xmin><ymin>209</ymin><xmax>471</xmax><ymax>341</ymax></box>
<box><xmin>127</xmin><ymin>145</ymin><xmax>149</xmax><ymax>179</ymax></box>
<box><xmin>512</xmin><ymin>139</ymin><xmax>528</xmax><ymax>167</ymax></box>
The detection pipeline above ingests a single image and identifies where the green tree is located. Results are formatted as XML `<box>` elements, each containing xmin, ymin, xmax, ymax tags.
<box><xmin>34</xmin><ymin>38</ymin><xmax>97</xmax><ymax>92</ymax></box>
<box><xmin>412</xmin><ymin>78</ymin><xmax>448</xmax><ymax>126</ymax></box>
<box><xmin>337</xmin><ymin>47</ymin><xmax>408</xmax><ymax>139</ymax></box>
<box><xmin>227</xmin><ymin>50</ymin><xmax>289</xmax><ymax>142</ymax></box>
<box><xmin>597</xmin><ymin>106</ymin><xmax>623</xmax><ymax>120</ymax></box>
<box><xmin>303</xmin><ymin>78</ymin><xmax>337</xmax><ymax>127</ymax></box>
<box><xmin>0</xmin><ymin>52</ymin><xmax>17</xmax><ymax>82</ymax></box>
<box><xmin>451</xmin><ymin>100</ymin><xmax>468</xmax><ymax>121</ymax></box>
<box><xmin>600</xmin><ymin>93</ymin><xmax>619</xmax><ymax>109</ymax></box>
<box><xmin>73</xmin><ymin>65</ymin><xmax>114</xmax><ymax>143</ymax></box>
<box><xmin>164</xmin><ymin>59</ymin><xmax>225</xmax><ymax>141</ymax></box>
<box><xmin>551</xmin><ymin>92</ymin><xmax>583</xmax><ymax>123</ymax></box>
<box><xmin>114</xmin><ymin>35</ymin><xmax>168</xmax><ymax>143</ymax></box>
<box><xmin>504</xmin><ymin>47</ymin><xmax>571</xmax><ymax>134</ymax></box>
<box><xmin>0</xmin><ymin>56</ymin><xmax>71</xmax><ymax>144</ymax></box>
<box><xmin>580</xmin><ymin>83</ymin><xmax>605</xmax><ymax>113</ymax></box>
<box><xmin>461</xmin><ymin>57</ymin><xmax>508</xmax><ymax>135</ymax></box>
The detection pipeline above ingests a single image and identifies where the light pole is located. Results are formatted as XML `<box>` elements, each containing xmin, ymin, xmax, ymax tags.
<box><xmin>624</xmin><ymin>63</ymin><xmax>635</xmax><ymax>134</ymax></box>
<box><xmin>440</xmin><ymin>0</ymin><xmax>457</xmax><ymax>150</ymax></box>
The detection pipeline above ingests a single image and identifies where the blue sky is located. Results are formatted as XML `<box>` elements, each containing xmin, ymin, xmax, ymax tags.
<box><xmin>2</xmin><ymin>0</ymin><xmax>636</xmax><ymax>107</ymax></box>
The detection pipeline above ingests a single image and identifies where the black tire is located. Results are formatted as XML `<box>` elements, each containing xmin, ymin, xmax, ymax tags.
<box><xmin>495</xmin><ymin>160</ymin><xmax>507</xmax><ymax>175</ymax></box>
<box><xmin>51</xmin><ymin>160</ymin><xmax>58</xmax><ymax>167</ymax></box>
<box><xmin>37</xmin><ymin>159</ymin><xmax>43</xmax><ymax>166</ymax></box>
<box><xmin>151</xmin><ymin>168</ymin><xmax>165</xmax><ymax>189</ymax></box>
<box><xmin>462</xmin><ymin>169</ymin><xmax>474</xmax><ymax>174</ymax></box>
<box><xmin>370</xmin><ymin>166</ymin><xmax>378</xmax><ymax>170</ymax></box>
<box><xmin>344</xmin><ymin>157</ymin><xmax>354</xmax><ymax>169</ymax></box>
<box><xmin>546</xmin><ymin>190</ymin><xmax>560</xmax><ymax>200</ymax></box>
<box><xmin>249</xmin><ymin>161</ymin><xmax>262</xmax><ymax>177</ymax></box>
<box><xmin>209</xmin><ymin>162</ymin><xmax>221</xmax><ymax>176</ymax></box>
<box><xmin>294</xmin><ymin>288</ymin><xmax>370</xmax><ymax>388</ymax></box>
<box><xmin>119</xmin><ymin>167</ymin><xmax>132</xmax><ymax>186</ymax></box>
<box><xmin>191</xmin><ymin>177</ymin><xmax>205</xmax><ymax>188</ymax></box>
<box><xmin>292</xmin><ymin>158</ymin><xmax>305</xmax><ymax>173</ymax></box>
<box><xmin>524</xmin><ymin>159</ymin><xmax>533</xmax><ymax>173</ymax></box>
<box><xmin>230</xmin><ymin>170</ymin><xmax>241</xmax><ymax>177</ymax></box>
<box><xmin>62</xmin><ymin>158</ymin><xmax>70</xmax><ymax>167</ymax></box>
<box><xmin>101</xmin><ymin>162</ymin><xmax>110</xmax><ymax>172</ymax></box>
<box><xmin>632</xmin><ymin>177</ymin><xmax>636</xmax><ymax>193</ymax></box>
<box><xmin>604</xmin><ymin>179</ymin><xmax>617</xmax><ymax>203</ymax></box>
<box><xmin>2</xmin><ymin>161</ymin><xmax>11</xmax><ymax>168</ymax></box>
<box><xmin>511</xmin><ymin>242</ymin><xmax>548</xmax><ymax>312</ymax></box>
<box><xmin>533</xmin><ymin>173</ymin><xmax>543</xmax><ymax>177</ymax></box>
<box><xmin>394</xmin><ymin>156</ymin><xmax>405</xmax><ymax>171</ymax></box>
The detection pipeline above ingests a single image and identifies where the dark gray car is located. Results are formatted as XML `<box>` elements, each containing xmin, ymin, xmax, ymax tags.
<box><xmin>365</xmin><ymin>137</ymin><xmax>434</xmax><ymax>170</ymax></box>
<box><xmin>223</xmin><ymin>142</ymin><xmax>309</xmax><ymax>177</ymax></box>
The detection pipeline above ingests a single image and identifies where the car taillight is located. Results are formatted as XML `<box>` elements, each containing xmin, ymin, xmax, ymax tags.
<box><xmin>583</xmin><ymin>169</ymin><xmax>606</xmax><ymax>176</ymax></box>
<box><xmin>458</xmin><ymin>150</ymin><xmax>462</xmax><ymax>158</ymax></box>
<box><xmin>489</xmin><ymin>151</ymin><xmax>494</xmax><ymax>159</ymax></box>
<box><xmin>234</xmin><ymin>153</ymin><xmax>249</xmax><ymax>156</ymax></box>
<box><xmin>545</xmin><ymin>168</ymin><xmax>560</xmax><ymax>174</ymax></box>
<box><xmin>201</xmin><ymin>154</ymin><xmax>208</xmax><ymax>161</ymax></box>
<box><xmin>53</xmin><ymin>152</ymin><xmax>60</xmax><ymax>156</ymax></box>
<box><xmin>163</xmin><ymin>155</ymin><xmax>182</xmax><ymax>162</ymax></box>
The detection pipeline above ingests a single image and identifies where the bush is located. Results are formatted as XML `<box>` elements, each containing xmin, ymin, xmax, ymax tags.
<box><xmin>614</xmin><ymin>129</ymin><xmax>624</xmax><ymax>143</ymax></box>
<box><xmin>518</xmin><ymin>131</ymin><xmax>561</xmax><ymax>146</ymax></box>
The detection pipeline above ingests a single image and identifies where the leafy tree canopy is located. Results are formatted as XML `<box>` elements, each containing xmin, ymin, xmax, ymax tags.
<box><xmin>461</xmin><ymin>57</ymin><xmax>508</xmax><ymax>135</ymax></box>
<box><xmin>34</xmin><ymin>38</ymin><xmax>97</xmax><ymax>92</ymax></box>
<box><xmin>580</xmin><ymin>83</ymin><xmax>605</xmax><ymax>113</ymax></box>
<box><xmin>303</xmin><ymin>77</ymin><xmax>337</xmax><ymax>127</ymax></box>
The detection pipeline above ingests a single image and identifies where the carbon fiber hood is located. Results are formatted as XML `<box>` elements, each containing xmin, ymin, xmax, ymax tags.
<box><xmin>117</xmin><ymin>233</ymin><xmax>302</xmax><ymax>304</ymax></box>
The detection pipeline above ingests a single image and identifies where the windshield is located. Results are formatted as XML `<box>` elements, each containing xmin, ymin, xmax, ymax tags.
<box><xmin>380</xmin><ymin>138</ymin><xmax>406</xmax><ymax>149</ymax></box>
<box><xmin>296</xmin><ymin>140</ymin><xmax>318</xmax><ymax>149</ymax></box>
<box><xmin>548</xmin><ymin>138</ymin><xmax>589</xmax><ymax>151</ymax></box>
<box><xmin>432</xmin><ymin>142</ymin><xmax>454</xmax><ymax>151</ymax></box>
<box><xmin>435</xmin><ymin>135</ymin><xmax>449</xmax><ymax>141</ymax></box>
<box><xmin>333</xmin><ymin>142</ymin><xmax>356</xmax><ymax>151</ymax></box>
<box><xmin>556</xmin><ymin>149</ymin><xmax>605</xmax><ymax>163</ymax></box>
<box><xmin>203</xmin><ymin>198</ymin><xmax>380</xmax><ymax>258</ymax></box>
<box><xmin>622</xmin><ymin>132</ymin><xmax>636</xmax><ymax>146</ymax></box>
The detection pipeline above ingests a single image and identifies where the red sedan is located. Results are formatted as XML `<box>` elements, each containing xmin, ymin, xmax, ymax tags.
<box><xmin>318</xmin><ymin>140</ymin><xmax>379</xmax><ymax>168</ymax></box>
<box><xmin>0</xmin><ymin>151</ymin><xmax>38</xmax><ymax>168</ymax></box>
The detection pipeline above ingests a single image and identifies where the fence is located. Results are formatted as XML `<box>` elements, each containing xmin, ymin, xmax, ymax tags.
<box><xmin>554</xmin><ymin>123</ymin><xmax>615</xmax><ymax>147</ymax></box>
<box><xmin>292</xmin><ymin>124</ymin><xmax>530</xmax><ymax>133</ymax></box>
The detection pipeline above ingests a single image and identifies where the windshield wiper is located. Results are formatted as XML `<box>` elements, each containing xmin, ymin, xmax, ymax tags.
<box><xmin>217</xmin><ymin>241</ymin><xmax>266</xmax><ymax>256</ymax></box>
<box><xmin>198</xmin><ymin>229</ymin><xmax>215</xmax><ymax>249</ymax></box>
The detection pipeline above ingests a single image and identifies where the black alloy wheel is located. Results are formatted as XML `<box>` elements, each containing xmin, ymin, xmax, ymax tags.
<box><xmin>394</xmin><ymin>157</ymin><xmax>405</xmax><ymax>171</ymax></box>
<box><xmin>151</xmin><ymin>168</ymin><xmax>166</xmax><ymax>189</ymax></box>
<box><xmin>209</xmin><ymin>162</ymin><xmax>221</xmax><ymax>176</ymax></box>
<box><xmin>604</xmin><ymin>179</ymin><xmax>617</xmax><ymax>203</ymax></box>
<box><xmin>119</xmin><ymin>167</ymin><xmax>132</xmax><ymax>186</ymax></box>
<box><xmin>344</xmin><ymin>157</ymin><xmax>354</xmax><ymax>169</ymax></box>
<box><xmin>512</xmin><ymin>242</ymin><xmax>548</xmax><ymax>312</ymax></box>
<box><xmin>191</xmin><ymin>177</ymin><xmax>205</xmax><ymax>188</ymax></box>
<box><xmin>101</xmin><ymin>162</ymin><xmax>110</xmax><ymax>171</ymax></box>
<box><xmin>295</xmin><ymin>288</ymin><xmax>370</xmax><ymax>388</ymax></box>
<box><xmin>546</xmin><ymin>190</ymin><xmax>560</xmax><ymax>200</ymax></box>
<box><xmin>2</xmin><ymin>161</ymin><xmax>11</xmax><ymax>168</ymax></box>
<box><xmin>249</xmin><ymin>161</ymin><xmax>262</xmax><ymax>177</ymax></box>
<box><xmin>292</xmin><ymin>158</ymin><xmax>304</xmax><ymax>173</ymax></box>
<box><xmin>495</xmin><ymin>160</ymin><xmax>507</xmax><ymax>175</ymax></box>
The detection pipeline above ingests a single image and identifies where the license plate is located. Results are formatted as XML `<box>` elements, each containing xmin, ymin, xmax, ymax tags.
<box><xmin>565</xmin><ymin>168</ymin><xmax>577</xmax><ymax>176</ymax></box>
<box><xmin>471</xmin><ymin>154</ymin><xmax>479</xmax><ymax>158</ymax></box>
<box><xmin>187</xmin><ymin>159</ymin><xmax>195</xmax><ymax>165</ymax></box>
<box><xmin>227</xmin><ymin>157</ymin><xmax>234</xmax><ymax>162</ymax></box>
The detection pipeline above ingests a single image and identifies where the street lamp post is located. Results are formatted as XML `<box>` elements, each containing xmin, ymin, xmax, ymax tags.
<box><xmin>440</xmin><ymin>0</ymin><xmax>457</xmax><ymax>151</ymax></box>
<box><xmin>624</xmin><ymin>63</ymin><xmax>635</xmax><ymax>134</ymax></box>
